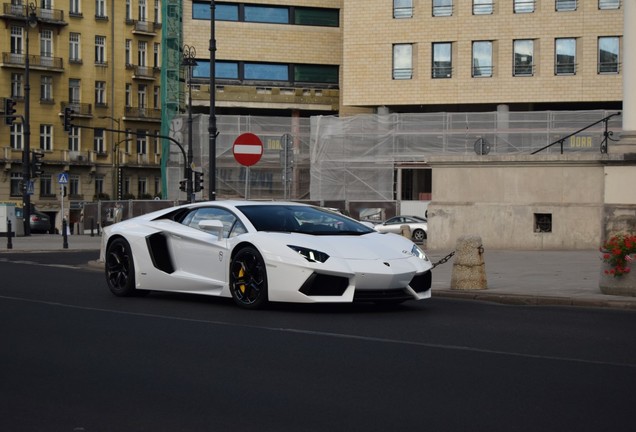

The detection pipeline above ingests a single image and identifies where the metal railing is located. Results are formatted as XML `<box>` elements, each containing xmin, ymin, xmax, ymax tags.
<box><xmin>531</xmin><ymin>112</ymin><xmax>622</xmax><ymax>154</ymax></box>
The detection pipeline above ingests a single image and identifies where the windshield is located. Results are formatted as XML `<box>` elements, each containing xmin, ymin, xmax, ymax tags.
<box><xmin>238</xmin><ymin>205</ymin><xmax>375</xmax><ymax>236</ymax></box>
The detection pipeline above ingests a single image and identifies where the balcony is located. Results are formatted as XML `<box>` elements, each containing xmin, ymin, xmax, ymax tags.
<box><xmin>132</xmin><ymin>65</ymin><xmax>156</xmax><ymax>81</ymax></box>
<box><xmin>124</xmin><ymin>106</ymin><xmax>162</xmax><ymax>122</ymax></box>
<box><xmin>0</xmin><ymin>3</ymin><xmax>67</xmax><ymax>27</ymax></box>
<box><xmin>132</xmin><ymin>20</ymin><xmax>157</xmax><ymax>36</ymax></box>
<box><xmin>1</xmin><ymin>52</ymin><xmax>64</xmax><ymax>72</ymax></box>
<box><xmin>61</xmin><ymin>101</ymin><xmax>93</xmax><ymax>118</ymax></box>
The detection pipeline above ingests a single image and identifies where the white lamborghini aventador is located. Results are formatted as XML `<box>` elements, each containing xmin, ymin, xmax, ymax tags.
<box><xmin>100</xmin><ymin>201</ymin><xmax>433</xmax><ymax>309</ymax></box>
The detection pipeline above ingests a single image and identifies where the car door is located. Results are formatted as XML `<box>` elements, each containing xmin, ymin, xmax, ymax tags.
<box><xmin>166</xmin><ymin>207</ymin><xmax>241</xmax><ymax>293</ymax></box>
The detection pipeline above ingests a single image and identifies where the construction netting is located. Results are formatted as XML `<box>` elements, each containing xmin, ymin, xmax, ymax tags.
<box><xmin>166</xmin><ymin>110</ymin><xmax>622</xmax><ymax>202</ymax></box>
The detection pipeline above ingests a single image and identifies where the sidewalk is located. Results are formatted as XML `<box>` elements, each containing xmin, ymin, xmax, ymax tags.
<box><xmin>2</xmin><ymin>234</ymin><xmax>635</xmax><ymax>310</ymax></box>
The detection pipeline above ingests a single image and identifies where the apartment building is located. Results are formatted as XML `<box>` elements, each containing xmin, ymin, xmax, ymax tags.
<box><xmin>342</xmin><ymin>0</ymin><xmax>622</xmax><ymax>113</ymax></box>
<box><xmin>0</xmin><ymin>1</ymin><xmax>163</xmax><ymax>231</ymax></box>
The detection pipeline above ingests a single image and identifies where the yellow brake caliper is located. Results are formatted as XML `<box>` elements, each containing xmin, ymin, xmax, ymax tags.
<box><xmin>238</xmin><ymin>266</ymin><xmax>246</xmax><ymax>293</ymax></box>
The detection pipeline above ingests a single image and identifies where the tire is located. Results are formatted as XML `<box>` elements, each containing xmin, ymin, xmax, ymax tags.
<box><xmin>105</xmin><ymin>237</ymin><xmax>138</xmax><ymax>297</ymax></box>
<box><xmin>412</xmin><ymin>229</ymin><xmax>426</xmax><ymax>242</ymax></box>
<box><xmin>230</xmin><ymin>246</ymin><xmax>268</xmax><ymax>309</ymax></box>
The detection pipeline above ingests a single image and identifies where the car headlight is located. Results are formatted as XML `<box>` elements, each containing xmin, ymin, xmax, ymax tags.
<box><xmin>411</xmin><ymin>244</ymin><xmax>430</xmax><ymax>261</ymax></box>
<box><xmin>288</xmin><ymin>245</ymin><xmax>330</xmax><ymax>263</ymax></box>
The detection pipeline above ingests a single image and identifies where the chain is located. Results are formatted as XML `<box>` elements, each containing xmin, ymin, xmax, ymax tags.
<box><xmin>431</xmin><ymin>250</ymin><xmax>455</xmax><ymax>269</ymax></box>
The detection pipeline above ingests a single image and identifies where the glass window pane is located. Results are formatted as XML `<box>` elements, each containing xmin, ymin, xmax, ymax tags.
<box><xmin>393</xmin><ymin>44</ymin><xmax>412</xmax><ymax>79</ymax></box>
<box><xmin>433</xmin><ymin>42</ymin><xmax>452</xmax><ymax>78</ymax></box>
<box><xmin>433</xmin><ymin>0</ymin><xmax>453</xmax><ymax>16</ymax></box>
<box><xmin>192</xmin><ymin>3</ymin><xmax>209</xmax><ymax>19</ymax></box>
<box><xmin>244</xmin><ymin>63</ymin><xmax>289</xmax><ymax>81</ymax></box>
<box><xmin>394</xmin><ymin>0</ymin><xmax>413</xmax><ymax>18</ymax></box>
<box><xmin>294</xmin><ymin>65</ymin><xmax>338</xmax><ymax>84</ymax></box>
<box><xmin>216</xmin><ymin>61</ymin><xmax>239</xmax><ymax>79</ymax></box>
<box><xmin>193</xmin><ymin>60</ymin><xmax>210</xmax><ymax>78</ymax></box>
<box><xmin>244</xmin><ymin>6</ymin><xmax>289</xmax><ymax>24</ymax></box>
<box><xmin>472</xmin><ymin>41</ymin><xmax>492</xmax><ymax>77</ymax></box>
<box><xmin>294</xmin><ymin>8</ymin><xmax>339</xmax><ymax>27</ymax></box>
<box><xmin>514</xmin><ymin>40</ymin><xmax>534</xmax><ymax>76</ymax></box>
<box><xmin>217</xmin><ymin>4</ymin><xmax>239</xmax><ymax>21</ymax></box>
<box><xmin>514</xmin><ymin>0</ymin><xmax>535</xmax><ymax>13</ymax></box>
<box><xmin>473</xmin><ymin>0</ymin><xmax>493</xmax><ymax>15</ymax></box>
<box><xmin>599</xmin><ymin>37</ymin><xmax>619</xmax><ymax>73</ymax></box>
<box><xmin>555</xmin><ymin>38</ymin><xmax>576</xmax><ymax>74</ymax></box>
<box><xmin>556</xmin><ymin>0</ymin><xmax>577</xmax><ymax>11</ymax></box>
<box><xmin>599</xmin><ymin>0</ymin><xmax>620</xmax><ymax>9</ymax></box>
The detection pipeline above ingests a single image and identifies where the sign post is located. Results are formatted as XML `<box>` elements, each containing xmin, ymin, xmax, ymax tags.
<box><xmin>58</xmin><ymin>173</ymin><xmax>68</xmax><ymax>237</ymax></box>
<box><xmin>233</xmin><ymin>133</ymin><xmax>263</xmax><ymax>199</ymax></box>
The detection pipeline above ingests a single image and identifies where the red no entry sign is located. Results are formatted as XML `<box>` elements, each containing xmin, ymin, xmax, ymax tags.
<box><xmin>233</xmin><ymin>133</ymin><xmax>263</xmax><ymax>167</ymax></box>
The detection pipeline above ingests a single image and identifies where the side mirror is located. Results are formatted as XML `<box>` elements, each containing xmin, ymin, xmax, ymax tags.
<box><xmin>198</xmin><ymin>219</ymin><xmax>224</xmax><ymax>240</ymax></box>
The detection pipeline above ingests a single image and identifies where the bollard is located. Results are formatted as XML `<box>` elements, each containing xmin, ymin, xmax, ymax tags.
<box><xmin>400</xmin><ymin>224</ymin><xmax>411</xmax><ymax>239</ymax></box>
<box><xmin>450</xmin><ymin>235</ymin><xmax>487</xmax><ymax>290</ymax></box>
<box><xmin>6</xmin><ymin>218</ymin><xmax>12</xmax><ymax>250</ymax></box>
<box><xmin>62</xmin><ymin>219</ymin><xmax>69</xmax><ymax>249</ymax></box>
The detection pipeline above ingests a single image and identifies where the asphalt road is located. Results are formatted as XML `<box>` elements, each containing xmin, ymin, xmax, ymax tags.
<box><xmin>1</xmin><ymin>252</ymin><xmax>635</xmax><ymax>432</ymax></box>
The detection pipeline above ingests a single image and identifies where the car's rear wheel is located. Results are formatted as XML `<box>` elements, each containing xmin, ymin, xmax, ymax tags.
<box><xmin>230</xmin><ymin>246</ymin><xmax>268</xmax><ymax>309</ymax></box>
<box><xmin>412</xmin><ymin>229</ymin><xmax>426</xmax><ymax>242</ymax></box>
<box><xmin>105</xmin><ymin>237</ymin><xmax>138</xmax><ymax>296</ymax></box>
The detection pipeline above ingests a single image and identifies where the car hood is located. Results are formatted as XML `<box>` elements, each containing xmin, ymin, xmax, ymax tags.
<box><xmin>281</xmin><ymin>231</ymin><xmax>415</xmax><ymax>260</ymax></box>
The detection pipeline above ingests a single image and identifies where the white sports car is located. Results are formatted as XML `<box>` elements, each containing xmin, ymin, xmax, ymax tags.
<box><xmin>100</xmin><ymin>201</ymin><xmax>433</xmax><ymax>309</ymax></box>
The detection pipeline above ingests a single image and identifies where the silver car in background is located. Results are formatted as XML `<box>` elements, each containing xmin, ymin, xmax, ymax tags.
<box><xmin>374</xmin><ymin>215</ymin><xmax>428</xmax><ymax>242</ymax></box>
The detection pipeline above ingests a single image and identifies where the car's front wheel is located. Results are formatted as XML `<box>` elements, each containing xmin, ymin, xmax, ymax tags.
<box><xmin>230</xmin><ymin>246</ymin><xmax>268</xmax><ymax>309</ymax></box>
<box><xmin>105</xmin><ymin>237</ymin><xmax>138</xmax><ymax>296</ymax></box>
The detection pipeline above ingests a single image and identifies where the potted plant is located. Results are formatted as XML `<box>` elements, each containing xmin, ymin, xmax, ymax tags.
<box><xmin>599</xmin><ymin>234</ymin><xmax>636</xmax><ymax>297</ymax></box>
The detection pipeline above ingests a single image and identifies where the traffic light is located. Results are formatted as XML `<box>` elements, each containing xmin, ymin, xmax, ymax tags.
<box><xmin>179</xmin><ymin>179</ymin><xmax>187</xmax><ymax>192</ymax></box>
<box><xmin>4</xmin><ymin>98</ymin><xmax>17</xmax><ymax>125</ymax></box>
<box><xmin>63</xmin><ymin>107</ymin><xmax>74</xmax><ymax>132</ymax></box>
<box><xmin>193</xmin><ymin>171</ymin><xmax>204</xmax><ymax>192</ymax></box>
<box><xmin>31</xmin><ymin>150</ymin><xmax>45</xmax><ymax>178</ymax></box>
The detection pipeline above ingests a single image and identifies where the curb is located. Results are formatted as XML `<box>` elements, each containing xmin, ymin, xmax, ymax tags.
<box><xmin>433</xmin><ymin>289</ymin><xmax>636</xmax><ymax>310</ymax></box>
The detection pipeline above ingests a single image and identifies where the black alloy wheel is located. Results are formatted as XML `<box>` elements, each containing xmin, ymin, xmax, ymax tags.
<box><xmin>230</xmin><ymin>246</ymin><xmax>268</xmax><ymax>309</ymax></box>
<box><xmin>105</xmin><ymin>237</ymin><xmax>138</xmax><ymax>296</ymax></box>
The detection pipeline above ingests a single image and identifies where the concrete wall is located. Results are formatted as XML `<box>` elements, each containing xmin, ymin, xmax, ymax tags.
<box><xmin>426</xmin><ymin>154</ymin><xmax>630</xmax><ymax>250</ymax></box>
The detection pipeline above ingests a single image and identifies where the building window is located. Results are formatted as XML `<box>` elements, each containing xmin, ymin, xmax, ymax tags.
<box><xmin>555</xmin><ymin>38</ymin><xmax>576</xmax><ymax>75</ymax></box>
<box><xmin>95</xmin><ymin>176</ymin><xmax>104</xmax><ymax>197</ymax></box>
<box><xmin>598</xmin><ymin>36</ymin><xmax>619</xmax><ymax>73</ymax></box>
<box><xmin>294</xmin><ymin>7</ymin><xmax>339</xmax><ymax>26</ymax></box>
<box><xmin>69</xmin><ymin>79</ymin><xmax>81</xmax><ymax>103</ymax></box>
<box><xmin>154</xmin><ymin>0</ymin><xmax>161</xmax><ymax>23</ymax></box>
<box><xmin>70</xmin><ymin>0</ymin><xmax>81</xmax><ymax>15</ymax></box>
<box><xmin>95</xmin><ymin>81</ymin><xmax>106</xmax><ymax>106</ymax></box>
<box><xmin>125</xmin><ymin>40</ymin><xmax>132</xmax><ymax>65</ymax></box>
<box><xmin>94</xmin><ymin>129</ymin><xmax>105</xmax><ymax>153</ymax></box>
<box><xmin>394</xmin><ymin>0</ymin><xmax>413</xmax><ymax>18</ymax></box>
<box><xmin>138</xmin><ymin>41</ymin><xmax>147</xmax><ymax>66</ymax></box>
<box><xmin>599</xmin><ymin>0</ymin><xmax>620</xmax><ymax>9</ymax></box>
<box><xmin>40</xmin><ymin>124</ymin><xmax>53</xmax><ymax>151</ymax></box>
<box><xmin>39</xmin><ymin>175</ymin><xmax>53</xmax><ymax>197</ymax></box>
<box><xmin>432</xmin><ymin>42</ymin><xmax>452</xmax><ymax>78</ymax></box>
<box><xmin>40</xmin><ymin>76</ymin><xmax>53</xmax><ymax>102</ymax></box>
<box><xmin>95</xmin><ymin>36</ymin><xmax>106</xmax><ymax>65</ymax></box>
<box><xmin>68</xmin><ymin>126</ymin><xmax>80</xmax><ymax>152</ymax></box>
<box><xmin>473</xmin><ymin>0</ymin><xmax>493</xmax><ymax>15</ymax></box>
<box><xmin>433</xmin><ymin>0</ymin><xmax>453</xmax><ymax>16</ymax></box>
<box><xmin>125</xmin><ymin>84</ymin><xmax>132</xmax><ymax>107</ymax></box>
<box><xmin>472</xmin><ymin>41</ymin><xmax>493</xmax><ymax>77</ymax></box>
<box><xmin>153</xmin><ymin>86</ymin><xmax>160</xmax><ymax>109</ymax></box>
<box><xmin>244</xmin><ymin>63</ymin><xmax>289</xmax><ymax>81</ymax></box>
<box><xmin>556</xmin><ymin>0</ymin><xmax>576</xmax><ymax>11</ymax></box>
<box><xmin>11</xmin><ymin>73</ymin><xmax>23</xmax><ymax>98</ymax></box>
<box><xmin>138</xmin><ymin>84</ymin><xmax>147</xmax><ymax>108</ymax></box>
<box><xmin>393</xmin><ymin>44</ymin><xmax>413</xmax><ymax>80</ymax></box>
<box><xmin>514</xmin><ymin>0</ymin><xmax>535</xmax><ymax>13</ymax></box>
<box><xmin>513</xmin><ymin>39</ymin><xmax>534</xmax><ymax>76</ymax></box>
<box><xmin>69</xmin><ymin>33</ymin><xmax>81</xmax><ymax>62</ymax></box>
<box><xmin>139</xmin><ymin>0</ymin><xmax>147</xmax><ymax>21</ymax></box>
<box><xmin>294</xmin><ymin>65</ymin><xmax>338</xmax><ymax>84</ymax></box>
<box><xmin>10</xmin><ymin>173</ymin><xmax>23</xmax><ymax>197</ymax></box>
<box><xmin>137</xmin><ymin>133</ymin><xmax>147</xmax><ymax>155</ymax></box>
<box><xmin>69</xmin><ymin>175</ymin><xmax>80</xmax><ymax>196</ymax></box>
<box><xmin>153</xmin><ymin>43</ymin><xmax>160</xmax><ymax>67</ymax></box>
<box><xmin>138</xmin><ymin>177</ymin><xmax>148</xmax><ymax>197</ymax></box>
<box><xmin>126</xmin><ymin>0</ymin><xmax>132</xmax><ymax>21</ymax></box>
<box><xmin>10</xmin><ymin>123</ymin><xmax>24</xmax><ymax>150</ymax></box>
<box><xmin>95</xmin><ymin>0</ymin><xmax>106</xmax><ymax>18</ymax></box>
<box><xmin>244</xmin><ymin>5</ymin><xmax>288</xmax><ymax>23</ymax></box>
<box><xmin>40</xmin><ymin>29</ymin><xmax>53</xmax><ymax>59</ymax></box>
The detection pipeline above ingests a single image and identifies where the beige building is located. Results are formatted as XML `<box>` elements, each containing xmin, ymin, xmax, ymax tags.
<box><xmin>0</xmin><ymin>1</ymin><xmax>163</xmax><ymax>232</ymax></box>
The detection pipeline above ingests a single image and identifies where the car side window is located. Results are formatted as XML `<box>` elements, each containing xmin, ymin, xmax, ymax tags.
<box><xmin>181</xmin><ymin>207</ymin><xmax>247</xmax><ymax>238</ymax></box>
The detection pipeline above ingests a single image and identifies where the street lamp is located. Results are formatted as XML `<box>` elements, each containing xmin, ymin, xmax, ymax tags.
<box><xmin>22</xmin><ymin>2</ymin><xmax>38</xmax><ymax>236</ymax></box>
<box><xmin>182</xmin><ymin>45</ymin><xmax>196</xmax><ymax>203</ymax></box>
<box><xmin>209</xmin><ymin>1</ymin><xmax>217</xmax><ymax>200</ymax></box>
<box><xmin>99</xmin><ymin>115</ymin><xmax>121</xmax><ymax>199</ymax></box>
